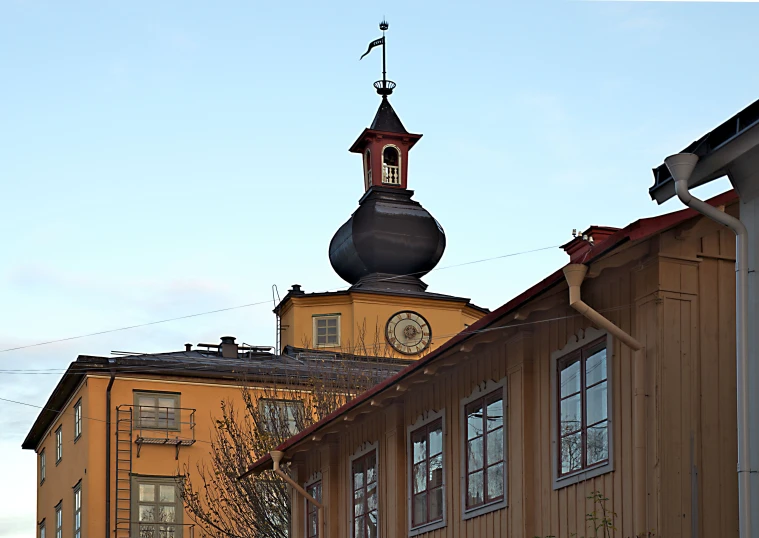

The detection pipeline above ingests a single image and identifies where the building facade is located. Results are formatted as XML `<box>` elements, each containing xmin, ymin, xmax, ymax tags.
<box><xmin>247</xmin><ymin>191</ymin><xmax>740</xmax><ymax>538</ymax></box>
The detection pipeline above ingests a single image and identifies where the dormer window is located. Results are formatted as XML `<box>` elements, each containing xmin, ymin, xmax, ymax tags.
<box><xmin>364</xmin><ymin>149</ymin><xmax>372</xmax><ymax>190</ymax></box>
<box><xmin>382</xmin><ymin>145</ymin><xmax>401</xmax><ymax>185</ymax></box>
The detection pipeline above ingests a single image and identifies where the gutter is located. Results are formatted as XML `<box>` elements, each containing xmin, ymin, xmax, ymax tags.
<box><xmin>270</xmin><ymin>450</ymin><xmax>323</xmax><ymax>537</ymax></box>
<box><xmin>563</xmin><ymin>264</ymin><xmax>646</xmax><ymax>534</ymax></box>
<box><xmin>665</xmin><ymin>153</ymin><xmax>751</xmax><ymax>538</ymax></box>
<box><xmin>105</xmin><ymin>373</ymin><xmax>116</xmax><ymax>538</ymax></box>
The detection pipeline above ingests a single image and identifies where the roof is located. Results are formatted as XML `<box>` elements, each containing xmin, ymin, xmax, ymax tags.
<box><xmin>650</xmin><ymin>98</ymin><xmax>759</xmax><ymax>203</ymax></box>
<box><xmin>22</xmin><ymin>347</ymin><xmax>406</xmax><ymax>451</ymax></box>
<box><xmin>241</xmin><ymin>189</ymin><xmax>739</xmax><ymax>478</ymax></box>
<box><xmin>370</xmin><ymin>97</ymin><xmax>408</xmax><ymax>134</ymax></box>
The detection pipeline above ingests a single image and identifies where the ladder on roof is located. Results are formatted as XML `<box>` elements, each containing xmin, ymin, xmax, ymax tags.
<box><xmin>115</xmin><ymin>406</ymin><xmax>133</xmax><ymax>537</ymax></box>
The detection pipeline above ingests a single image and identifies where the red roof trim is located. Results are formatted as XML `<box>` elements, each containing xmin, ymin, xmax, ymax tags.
<box><xmin>240</xmin><ymin>189</ymin><xmax>738</xmax><ymax>478</ymax></box>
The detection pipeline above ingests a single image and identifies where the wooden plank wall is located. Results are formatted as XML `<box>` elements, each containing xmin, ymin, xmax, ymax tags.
<box><xmin>290</xmin><ymin>209</ymin><xmax>739</xmax><ymax>538</ymax></box>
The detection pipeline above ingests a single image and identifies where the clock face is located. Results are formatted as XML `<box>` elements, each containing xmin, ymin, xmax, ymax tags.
<box><xmin>385</xmin><ymin>311</ymin><xmax>432</xmax><ymax>355</ymax></box>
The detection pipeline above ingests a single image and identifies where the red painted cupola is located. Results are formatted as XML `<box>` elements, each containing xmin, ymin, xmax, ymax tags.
<box><xmin>349</xmin><ymin>96</ymin><xmax>422</xmax><ymax>191</ymax></box>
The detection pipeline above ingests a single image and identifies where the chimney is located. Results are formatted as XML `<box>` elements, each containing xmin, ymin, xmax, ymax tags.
<box><xmin>185</xmin><ymin>343</ymin><xmax>192</xmax><ymax>352</ymax></box>
<box><xmin>220</xmin><ymin>336</ymin><xmax>238</xmax><ymax>359</ymax></box>
<box><xmin>289</xmin><ymin>284</ymin><xmax>305</xmax><ymax>295</ymax></box>
<box><xmin>561</xmin><ymin>226</ymin><xmax>620</xmax><ymax>263</ymax></box>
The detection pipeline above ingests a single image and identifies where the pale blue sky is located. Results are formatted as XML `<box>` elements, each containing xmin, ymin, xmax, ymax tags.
<box><xmin>1</xmin><ymin>1</ymin><xmax>756</xmax><ymax>535</ymax></box>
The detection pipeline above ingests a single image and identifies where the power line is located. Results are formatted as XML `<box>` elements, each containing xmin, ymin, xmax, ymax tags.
<box><xmin>0</xmin><ymin>243</ymin><xmax>562</xmax><ymax>356</ymax></box>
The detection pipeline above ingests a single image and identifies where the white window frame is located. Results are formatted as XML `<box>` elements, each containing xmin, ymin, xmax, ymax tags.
<box><xmin>40</xmin><ymin>449</ymin><xmax>46</xmax><ymax>484</ymax></box>
<box><xmin>134</xmin><ymin>391</ymin><xmax>181</xmax><ymax>431</ymax></box>
<box><xmin>55</xmin><ymin>426</ymin><xmax>62</xmax><ymax>464</ymax></box>
<box><xmin>407</xmin><ymin>409</ymin><xmax>447</xmax><ymax>536</ymax></box>
<box><xmin>348</xmin><ymin>441</ymin><xmax>379</xmax><ymax>538</ymax></box>
<box><xmin>304</xmin><ymin>472</ymin><xmax>323</xmax><ymax>538</ymax></box>
<box><xmin>55</xmin><ymin>501</ymin><xmax>62</xmax><ymax>538</ymax></box>
<box><xmin>73</xmin><ymin>481</ymin><xmax>82</xmax><ymax>538</ymax></box>
<box><xmin>312</xmin><ymin>314</ymin><xmax>340</xmax><ymax>348</ymax></box>
<box><xmin>74</xmin><ymin>399</ymin><xmax>82</xmax><ymax>441</ymax></box>
<box><xmin>551</xmin><ymin>327</ymin><xmax>613</xmax><ymax>490</ymax></box>
<box><xmin>460</xmin><ymin>376</ymin><xmax>508</xmax><ymax>520</ymax></box>
<box><xmin>380</xmin><ymin>144</ymin><xmax>402</xmax><ymax>185</ymax></box>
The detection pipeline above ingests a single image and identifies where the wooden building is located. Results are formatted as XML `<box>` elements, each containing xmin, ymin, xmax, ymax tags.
<box><xmin>245</xmin><ymin>190</ymin><xmax>740</xmax><ymax>538</ymax></box>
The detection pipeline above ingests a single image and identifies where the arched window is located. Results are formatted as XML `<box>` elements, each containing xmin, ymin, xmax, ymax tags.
<box><xmin>364</xmin><ymin>149</ymin><xmax>372</xmax><ymax>190</ymax></box>
<box><xmin>382</xmin><ymin>145</ymin><xmax>401</xmax><ymax>185</ymax></box>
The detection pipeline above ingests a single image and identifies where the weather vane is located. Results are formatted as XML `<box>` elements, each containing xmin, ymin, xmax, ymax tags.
<box><xmin>360</xmin><ymin>20</ymin><xmax>395</xmax><ymax>97</ymax></box>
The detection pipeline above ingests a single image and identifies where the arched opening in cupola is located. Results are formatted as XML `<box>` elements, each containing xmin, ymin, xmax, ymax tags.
<box><xmin>382</xmin><ymin>145</ymin><xmax>401</xmax><ymax>185</ymax></box>
<box><xmin>364</xmin><ymin>149</ymin><xmax>372</xmax><ymax>190</ymax></box>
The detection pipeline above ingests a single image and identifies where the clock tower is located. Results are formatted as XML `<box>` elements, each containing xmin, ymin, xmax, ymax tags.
<box><xmin>274</xmin><ymin>23</ymin><xmax>487</xmax><ymax>359</ymax></box>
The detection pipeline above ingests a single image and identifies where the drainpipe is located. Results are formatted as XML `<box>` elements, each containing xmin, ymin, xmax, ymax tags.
<box><xmin>665</xmin><ymin>153</ymin><xmax>751</xmax><ymax>538</ymax></box>
<box><xmin>270</xmin><ymin>450</ymin><xmax>324</xmax><ymax>538</ymax></box>
<box><xmin>563</xmin><ymin>264</ymin><xmax>646</xmax><ymax>534</ymax></box>
<box><xmin>105</xmin><ymin>373</ymin><xmax>116</xmax><ymax>538</ymax></box>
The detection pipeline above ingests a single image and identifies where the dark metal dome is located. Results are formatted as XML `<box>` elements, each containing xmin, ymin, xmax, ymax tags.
<box><xmin>329</xmin><ymin>186</ymin><xmax>446</xmax><ymax>292</ymax></box>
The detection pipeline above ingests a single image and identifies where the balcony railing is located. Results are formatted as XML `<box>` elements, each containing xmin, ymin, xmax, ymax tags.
<box><xmin>131</xmin><ymin>405</ymin><xmax>196</xmax><ymax>458</ymax></box>
<box><xmin>382</xmin><ymin>164</ymin><xmax>400</xmax><ymax>185</ymax></box>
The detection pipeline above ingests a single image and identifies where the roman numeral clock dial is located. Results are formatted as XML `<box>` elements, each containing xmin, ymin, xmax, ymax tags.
<box><xmin>385</xmin><ymin>311</ymin><xmax>431</xmax><ymax>355</ymax></box>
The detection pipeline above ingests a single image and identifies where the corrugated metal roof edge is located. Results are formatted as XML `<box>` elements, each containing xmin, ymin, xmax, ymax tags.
<box><xmin>240</xmin><ymin>189</ymin><xmax>739</xmax><ymax>478</ymax></box>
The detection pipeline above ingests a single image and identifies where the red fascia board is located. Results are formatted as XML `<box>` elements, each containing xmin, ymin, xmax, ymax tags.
<box><xmin>240</xmin><ymin>189</ymin><xmax>738</xmax><ymax>478</ymax></box>
<box><xmin>348</xmin><ymin>129</ymin><xmax>423</xmax><ymax>154</ymax></box>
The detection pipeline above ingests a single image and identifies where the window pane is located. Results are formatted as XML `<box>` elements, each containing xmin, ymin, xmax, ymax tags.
<box><xmin>560</xmin><ymin>357</ymin><xmax>581</xmax><ymax>397</ymax></box>
<box><xmin>486</xmin><ymin>462</ymin><xmax>505</xmax><ymax>500</ymax></box>
<box><xmin>354</xmin><ymin>515</ymin><xmax>365</xmax><ymax>538</ymax></box>
<box><xmin>159</xmin><ymin>506</ymin><xmax>175</xmax><ymax>523</ymax></box>
<box><xmin>413</xmin><ymin>462</ymin><xmax>427</xmax><ymax>494</ymax></box>
<box><xmin>413</xmin><ymin>493</ymin><xmax>427</xmax><ymax>526</ymax></box>
<box><xmin>140</xmin><ymin>484</ymin><xmax>155</xmax><ymax>502</ymax></box>
<box><xmin>429</xmin><ymin>453</ymin><xmax>443</xmax><ymax>488</ymax></box>
<box><xmin>139</xmin><ymin>526</ymin><xmax>155</xmax><ymax>538</ymax></box>
<box><xmin>560</xmin><ymin>431</ymin><xmax>583</xmax><ymax>474</ymax></box>
<box><xmin>353</xmin><ymin>460</ymin><xmax>364</xmax><ymax>490</ymax></box>
<box><xmin>587</xmin><ymin>421</ymin><xmax>609</xmax><ymax>465</ymax></box>
<box><xmin>486</xmin><ymin>398</ymin><xmax>504</xmax><ymax>431</ymax></box>
<box><xmin>327</xmin><ymin>318</ymin><xmax>337</xmax><ymax>328</ymax></box>
<box><xmin>560</xmin><ymin>394</ymin><xmax>582</xmax><ymax>435</ymax></box>
<box><xmin>467</xmin><ymin>437</ymin><xmax>483</xmax><ymax>471</ymax></box>
<box><xmin>327</xmin><ymin>334</ymin><xmax>338</xmax><ymax>344</ymax></box>
<box><xmin>159</xmin><ymin>485</ymin><xmax>175</xmax><ymax>503</ymax></box>
<box><xmin>586</xmin><ymin>348</ymin><xmax>607</xmax><ymax>386</ymax></box>
<box><xmin>487</xmin><ymin>428</ymin><xmax>504</xmax><ymax>465</ymax></box>
<box><xmin>354</xmin><ymin>489</ymin><xmax>365</xmax><ymax>516</ymax></box>
<box><xmin>317</xmin><ymin>327</ymin><xmax>327</xmax><ymax>336</ymax></box>
<box><xmin>367</xmin><ymin>512</ymin><xmax>378</xmax><ymax>538</ymax></box>
<box><xmin>467</xmin><ymin>403</ymin><xmax>484</xmax><ymax>439</ymax></box>
<box><xmin>429</xmin><ymin>487</ymin><xmax>443</xmax><ymax>521</ymax></box>
<box><xmin>367</xmin><ymin>483</ymin><xmax>377</xmax><ymax>511</ymax></box>
<box><xmin>429</xmin><ymin>426</ymin><xmax>443</xmax><ymax>456</ymax></box>
<box><xmin>316</xmin><ymin>319</ymin><xmax>326</xmax><ymax>328</ymax></box>
<box><xmin>586</xmin><ymin>381</ymin><xmax>608</xmax><ymax>425</ymax></box>
<box><xmin>139</xmin><ymin>505</ymin><xmax>156</xmax><ymax>522</ymax></box>
<box><xmin>366</xmin><ymin>454</ymin><xmax>377</xmax><ymax>484</ymax></box>
<box><xmin>412</xmin><ymin>432</ymin><xmax>426</xmax><ymax>464</ymax></box>
<box><xmin>308</xmin><ymin>513</ymin><xmax>317</xmax><ymax>537</ymax></box>
<box><xmin>467</xmin><ymin>471</ymin><xmax>484</xmax><ymax>507</ymax></box>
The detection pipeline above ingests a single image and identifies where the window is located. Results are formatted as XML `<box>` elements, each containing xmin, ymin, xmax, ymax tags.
<box><xmin>55</xmin><ymin>502</ymin><xmax>62</xmax><ymax>538</ymax></box>
<box><xmin>381</xmin><ymin>145</ymin><xmax>401</xmax><ymax>185</ymax></box>
<box><xmin>465</xmin><ymin>389</ymin><xmax>505</xmax><ymax>512</ymax></box>
<box><xmin>134</xmin><ymin>392</ymin><xmax>180</xmax><ymax>430</ymax></box>
<box><xmin>305</xmin><ymin>480</ymin><xmax>322</xmax><ymax>538</ymax></box>
<box><xmin>557</xmin><ymin>337</ymin><xmax>609</xmax><ymax>477</ymax></box>
<box><xmin>73</xmin><ymin>482</ymin><xmax>82</xmax><ymax>538</ymax></box>
<box><xmin>352</xmin><ymin>449</ymin><xmax>378</xmax><ymax>538</ymax></box>
<box><xmin>40</xmin><ymin>449</ymin><xmax>46</xmax><ymax>484</ymax></box>
<box><xmin>409</xmin><ymin>417</ymin><xmax>444</xmax><ymax>533</ymax></box>
<box><xmin>259</xmin><ymin>399</ymin><xmax>305</xmax><ymax>437</ymax></box>
<box><xmin>132</xmin><ymin>477</ymin><xmax>182</xmax><ymax>537</ymax></box>
<box><xmin>39</xmin><ymin>519</ymin><xmax>45</xmax><ymax>538</ymax></box>
<box><xmin>55</xmin><ymin>427</ymin><xmax>62</xmax><ymax>463</ymax></box>
<box><xmin>74</xmin><ymin>399</ymin><xmax>82</xmax><ymax>440</ymax></box>
<box><xmin>364</xmin><ymin>149</ymin><xmax>372</xmax><ymax>190</ymax></box>
<box><xmin>313</xmin><ymin>315</ymin><xmax>339</xmax><ymax>347</ymax></box>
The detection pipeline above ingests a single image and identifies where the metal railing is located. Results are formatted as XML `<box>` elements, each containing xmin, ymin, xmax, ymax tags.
<box><xmin>129</xmin><ymin>405</ymin><xmax>197</xmax><ymax>458</ymax></box>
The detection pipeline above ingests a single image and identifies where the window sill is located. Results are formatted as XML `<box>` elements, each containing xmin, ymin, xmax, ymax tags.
<box><xmin>462</xmin><ymin>498</ymin><xmax>507</xmax><ymax>521</ymax></box>
<box><xmin>40</xmin><ymin>479</ymin><xmax>45</xmax><ymax>486</ymax></box>
<box><xmin>74</xmin><ymin>434</ymin><xmax>81</xmax><ymax>443</ymax></box>
<box><xmin>55</xmin><ymin>459</ymin><xmax>62</xmax><ymax>466</ymax></box>
<box><xmin>409</xmin><ymin>519</ymin><xmax>446</xmax><ymax>537</ymax></box>
<box><xmin>553</xmin><ymin>461</ymin><xmax>613</xmax><ymax>490</ymax></box>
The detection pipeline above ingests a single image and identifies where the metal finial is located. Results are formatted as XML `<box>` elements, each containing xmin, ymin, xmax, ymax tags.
<box><xmin>379</xmin><ymin>20</ymin><xmax>389</xmax><ymax>31</ymax></box>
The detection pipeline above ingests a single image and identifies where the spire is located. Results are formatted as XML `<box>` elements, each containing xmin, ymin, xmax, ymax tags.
<box><xmin>369</xmin><ymin>98</ymin><xmax>408</xmax><ymax>134</ymax></box>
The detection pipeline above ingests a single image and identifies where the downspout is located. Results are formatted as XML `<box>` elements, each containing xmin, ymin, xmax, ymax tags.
<box><xmin>563</xmin><ymin>264</ymin><xmax>647</xmax><ymax>534</ymax></box>
<box><xmin>270</xmin><ymin>450</ymin><xmax>324</xmax><ymax>538</ymax></box>
<box><xmin>105</xmin><ymin>373</ymin><xmax>116</xmax><ymax>538</ymax></box>
<box><xmin>665</xmin><ymin>153</ymin><xmax>750</xmax><ymax>538</ymax></box>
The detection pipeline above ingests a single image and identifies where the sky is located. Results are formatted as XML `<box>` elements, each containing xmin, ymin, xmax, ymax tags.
<box><xmin>1</xmin><ymin>0</ymin><xmax>757</xmax><ymax>536</ymax></box>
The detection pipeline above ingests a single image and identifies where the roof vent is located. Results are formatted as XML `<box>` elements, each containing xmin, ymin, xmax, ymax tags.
<box><xmin>289</xmin><ymin>284</ymin><xmax>304</xmax><ymax>295</ymax></box>
<box><xmin>220</xmin><ymin>336</ymin><xmax>238</xmax><ymax>359</ymax></box>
